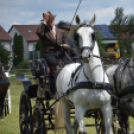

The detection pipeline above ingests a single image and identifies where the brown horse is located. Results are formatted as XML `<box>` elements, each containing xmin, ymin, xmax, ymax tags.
<box><xmin>0</xmin><ymin>60</ymin><xmax>10</xmax><ymax>120</ymax></box>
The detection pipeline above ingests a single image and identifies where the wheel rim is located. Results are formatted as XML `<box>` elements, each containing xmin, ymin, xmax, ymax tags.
<box><xmin>19</xmin><ymin>95</ymin><xmax>32</xmax><ymax>134</ymax></box>
<box><xmin>33</xmin><ymin>108</ymin><xmax>43</xmax><ymax>134</ymax></box>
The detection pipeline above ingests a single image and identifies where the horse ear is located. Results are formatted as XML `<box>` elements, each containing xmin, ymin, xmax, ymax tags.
<box><xmin>76</xmin><ymin>15</ymin><xmax>81</xmax><ymax>25</ymax></box>
<box><xmin>90</xmin><ymin>14</ymin><xmax>96</xmax><ymax>26</ymax></box>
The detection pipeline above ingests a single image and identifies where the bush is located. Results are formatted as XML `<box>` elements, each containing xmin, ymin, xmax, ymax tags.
<box><xmin>12</xmin><ymin>60</ymin><xmax>29</xmax><ymax>69</ymax></box>
<box><xmin>0</xmin><ymin>42</ymin><xmax>11</xmax><ymax>65</ymax></box>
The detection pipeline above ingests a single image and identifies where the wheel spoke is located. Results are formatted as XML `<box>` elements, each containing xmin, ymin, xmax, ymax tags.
<box><xmin>20</xmin><ymin>96</ymin><xmax>28</xmax><ymax>118</ymax></box>
<box><xmin>19</xmin><ymin>94</ymin><xmax>33</xmax><ymax>134</ymax></box>
<box><xmin>33</xmin><ymin>105</ymin><xmax>45</xmax><ymax>134</ymax></box>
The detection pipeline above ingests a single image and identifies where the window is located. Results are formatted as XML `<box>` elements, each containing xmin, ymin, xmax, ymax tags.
<box><xmin>27</xmin><ymin>29</ymin><xmax>32</xmax><ymax>33</ymax></box>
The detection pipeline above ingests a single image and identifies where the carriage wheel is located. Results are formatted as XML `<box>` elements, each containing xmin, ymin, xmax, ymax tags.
<box><xmin>33</xmin><ymin>103</ymin><xmax>47</xmax><ymax>134</ymax></box>
<box><xmin>19</xmin><ymin>91</ymin><xmax>33</xmax><ymax>134</ymax></box>
<box><xmin>94</xmin><ymin>110</ymin><xmax>105</xmax><ymax>134</ymax></box>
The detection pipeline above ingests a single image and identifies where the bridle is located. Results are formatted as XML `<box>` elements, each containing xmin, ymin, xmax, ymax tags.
<box><xmin>74</xmin><ymin>23</ymin><xmax>96</xmax><ymax>53</ymax></box>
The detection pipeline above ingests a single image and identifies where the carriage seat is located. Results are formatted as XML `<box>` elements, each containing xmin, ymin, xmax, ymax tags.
<box><xmin>29</xmin><ymin>58</ymin><xmax>51</xmax><ymax>78</ymax></box>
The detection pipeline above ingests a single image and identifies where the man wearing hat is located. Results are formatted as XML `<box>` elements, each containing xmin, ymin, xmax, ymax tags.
<box><xmin>36</xmin><ymin>12</ymin><xmax>71</xmax><ymax>97</ymax></box>
<box><xmin>57</xmin><ymin>22</ymin><xmax>80</xmax><ymax>63</ymax></box>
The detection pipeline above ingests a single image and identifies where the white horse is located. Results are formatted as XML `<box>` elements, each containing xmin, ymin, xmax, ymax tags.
<box><xmin>56</xmin><ymin>15</ymin><xmax>113</xmax><ymax>134</ymax></box>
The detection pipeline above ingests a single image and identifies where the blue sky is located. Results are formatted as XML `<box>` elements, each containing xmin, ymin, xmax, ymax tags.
<box><xmin>0</xmin><ymin>0</ymin><xmax>134</xmax><ymax>31</ymax></box>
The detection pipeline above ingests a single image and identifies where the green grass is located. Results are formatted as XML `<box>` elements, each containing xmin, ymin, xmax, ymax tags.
<box><xmin>0</xmin><ymin>77</ymin><xmax>134</xmax><ymax>134</ymax></box>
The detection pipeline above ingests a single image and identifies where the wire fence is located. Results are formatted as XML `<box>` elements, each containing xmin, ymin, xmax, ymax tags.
<box><xmin>4</xmin><ymin>69</ymin><xmax>32</xmax><ymax>77</ymax></box>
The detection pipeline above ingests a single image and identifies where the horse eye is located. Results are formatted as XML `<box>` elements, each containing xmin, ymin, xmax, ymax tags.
<box><xmin>91</xmin><ymin>33</ymin><xmax>95</xmax><ymax>41</ymax></box>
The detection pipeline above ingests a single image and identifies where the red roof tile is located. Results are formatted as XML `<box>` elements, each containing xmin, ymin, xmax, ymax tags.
<box><xmin>0</xmin><ymin>26</ymin><xmax>12</xmax><ymax>40</ymax></box>
<box><xmin>9</xmin><ymin>24</ymin><xmax>77</xmax><ymax>41</ymax></box>
<box><xmin>12</xmin><ymin>25</ymin><xmax>39</xmax><ymax>41</ymax></box>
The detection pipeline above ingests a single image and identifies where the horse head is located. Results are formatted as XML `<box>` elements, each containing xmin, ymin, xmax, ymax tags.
<box><xmin>75</xmin><ymin>14</ymin><xmax>96</xmax><ymax>63</ymax></box>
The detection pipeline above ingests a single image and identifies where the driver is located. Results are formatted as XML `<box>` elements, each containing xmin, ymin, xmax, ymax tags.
<box><xmin>36</xmin><ymin>11</ymin><xmax>71</xmax><ymax>97</ymax></box>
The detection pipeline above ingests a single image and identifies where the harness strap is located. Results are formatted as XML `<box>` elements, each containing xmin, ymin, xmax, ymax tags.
<box><xmin>65</xmin><ymin>82</ymin><xmax>112</xmax><ymax>96</ymax></box>
<box><xmin>68</xmin><ymin>64</ymin><xmax>83</xmax><ymax>86</ymax></box>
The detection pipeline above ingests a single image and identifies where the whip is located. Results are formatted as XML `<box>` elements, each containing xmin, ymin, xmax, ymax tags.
<box><xmin>66</xmin><ymin>0</ymin><xmax>83</xmax><ymax>36</ymax></box>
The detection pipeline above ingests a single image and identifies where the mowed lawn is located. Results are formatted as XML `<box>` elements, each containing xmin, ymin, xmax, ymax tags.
<box><xmin>0</xmin><ymin>77</ymin><xmax>134</xmax><ymax>134</ymax></box>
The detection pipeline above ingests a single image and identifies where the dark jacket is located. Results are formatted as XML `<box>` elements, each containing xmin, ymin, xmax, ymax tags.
<box><xmin>67</xmin><ymin>38</ymin><xmax>81</xmax><ymax>63</ymax></box>
<box><xmin>36</xmin><ymin>23</ymin><xmax>69</xmax><ymax>52</ymax></box>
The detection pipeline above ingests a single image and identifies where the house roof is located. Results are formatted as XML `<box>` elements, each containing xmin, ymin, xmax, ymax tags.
<box><xmin>0</xmin><ymin>26</ymin><xmax>12</xmax><ymax>41</ymax></box>
<box><xmin>8</xmin><ymin>24</ymin><xmax>76</xmax><ymax>41</ymax></box>
<box><xmin>95</xmin><ymin>25</ymin><xmax>117</xmax><ymax>40</ymax></box>
<box><xmin>8</xmin><ymin>24</ymin><xmax>117</xmax><ymax>41</ymax></box>
<box><xmin>8</xmin><ymin>25</ymin><xmax>39</xmax><ymax>41</ymax></box>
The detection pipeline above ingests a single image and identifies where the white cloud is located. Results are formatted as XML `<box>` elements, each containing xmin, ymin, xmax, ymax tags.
<box><xmin>0</xmin><ymin>0</ymin><xmax>134</xmax><ymax>31</ymax></box>
<box><xmin>13</xmin><ymin>21</ymin><xmax>21</xmax><ymax>25</ymax></box>
<box><xmin>124</xmin><ymin>7</ymin><xmax>134</xmax><ymax>15</ymax></box>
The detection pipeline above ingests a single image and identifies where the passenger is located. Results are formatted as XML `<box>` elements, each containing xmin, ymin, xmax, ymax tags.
<box><xmin>57</xmin><ymin>22</ymin><xmax>81</xmax><ymax>63</ymax></box>
<box><xmin>36</xmin><ymin>12</ymin><xmax>71</xmax><ymax>97</ymax></box>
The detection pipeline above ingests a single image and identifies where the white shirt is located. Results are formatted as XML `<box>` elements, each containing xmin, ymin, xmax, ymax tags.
<box><xmin>43</xmin><ymin>21</ymin><xmax>56</xmax><ymax>34</ymax></box>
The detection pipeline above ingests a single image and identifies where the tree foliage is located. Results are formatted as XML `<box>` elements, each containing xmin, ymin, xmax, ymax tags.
<box><xmin>0</xmin><ymin>41</ymin><xmax>11</xmax><ymax>65</ymax></box>
<box><xmin>95</xmin><ymin>31</ymin><xmax>106</xmax><ymax>56</ymax></box>
<box><xmin>110</xmin><ymin>7</ymin><xmax>134</xmax><ymax>57</ymax></box>
<box><xmin>13</xmin><ymin>33</ymin><xmax>24</xmax><ymax>66</ymax></box>
<box><xmin>35</xmin><ymin>39</ymin><xmax>43</xmax><ymax>58</ymax></box>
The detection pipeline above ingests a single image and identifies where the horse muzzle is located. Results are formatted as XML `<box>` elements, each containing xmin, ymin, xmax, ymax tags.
<box><xmin>81</xmin><ymin>49</ymin><xmax>92</xmax><ymax>63</ymax></box>
<box><xmin>82</xmin><ymin>57</ymin><xmax>89</xmax><ymax>63</ymax></box>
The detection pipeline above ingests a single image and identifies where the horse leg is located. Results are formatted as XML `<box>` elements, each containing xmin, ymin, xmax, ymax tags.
<box><xmin>73</xmin><ymin>117</ymin><xmax>79</xmax><ymax>134</ymax></box>
<box><xmin>61</xmin><ymin>99</ymin><xmax>72</xmax><ymax>134</ymax></box>
<box><xmin>75</xmin><ymin>106</ymin><xmax>87</xmax><ymax>134</ymax></box>
<box><xmin>101</xmin><ymin>102</ymin><xmax>113</xmax><ymax>134</ymax></box>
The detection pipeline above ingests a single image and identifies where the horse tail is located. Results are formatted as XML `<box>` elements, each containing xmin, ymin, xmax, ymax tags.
<box><xmin>54</xmin><ymin>99</ymin><xmax>65</xmax><ymax>134</ymax></box>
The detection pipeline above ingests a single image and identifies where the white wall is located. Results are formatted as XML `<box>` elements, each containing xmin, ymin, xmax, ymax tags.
<box><xmin>1</xmin><ymin>41</ymin><xmax>12</xmax><ymax>51</ymax></box>
<box><xmin>28</xmin><ymin>42</ymin><xmax>36</xmax><ymax>51</ymax></box>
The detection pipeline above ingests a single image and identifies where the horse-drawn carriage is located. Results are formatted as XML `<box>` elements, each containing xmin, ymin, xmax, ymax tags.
<box><xmin>17</xmin><ymin>15</ymin><xmax>134</xmax><ymax>134</ymax></box>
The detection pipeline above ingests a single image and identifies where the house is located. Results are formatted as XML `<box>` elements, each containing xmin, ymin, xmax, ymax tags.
<box><xmin>8</xmin><ymin>24</ymin><xmax>119</xmax><ymax>60</ymax></box>
<box><xmin>95</xmin><ymin>25</ymin><xmax>120</xmax><ymax>58</ymax></box>
<box><xmin>8</xmin><ymin>25</ymin><xmax>39</xmax><ymax>60</ymax></box>
<box><xmin>0</xmin><ymin>25</ymin><xmax>12</xmax><ymax>53</ymax></box>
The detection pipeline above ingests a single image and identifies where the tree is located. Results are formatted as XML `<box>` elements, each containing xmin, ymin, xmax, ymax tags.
<box><xmin>35</xmin><ymin>39</ymin><xmax>43</xmax><ymax>58</ymax></box>
<box><xmin>13</xmin><ymin>33</ymin><xmax>24</xmax><ymax>66</ymax></box>
<box><xmin>95</xmin><ymin>31</ymin><xmax>106</xmax><ymax>56</ymax></box>
<box><xmin>110</xmin><ymin>7</ymin><xmax>134</xmax><ymax>57</ymax></box>
<box><xmin>0</xmin><ymin>41</ymin><xmax>11</xmax><ymax>65</ymax></box>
